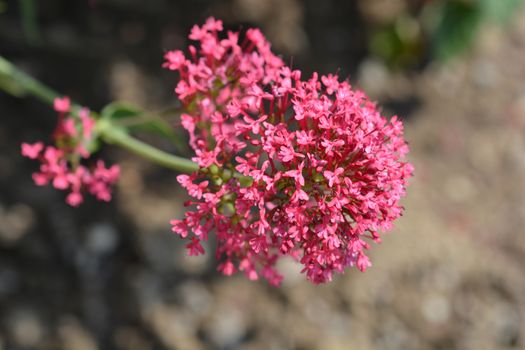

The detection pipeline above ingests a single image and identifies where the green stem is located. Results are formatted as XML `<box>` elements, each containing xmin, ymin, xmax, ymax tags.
<box><xmin>97</xmin><ymin>119</ymin><xmax>198</xmax><ymax>173</ymax></box>
<box><xmin>0</xmin><ymin>55</ymin><xmax>56</xmax><ymax>104</ymax></box>
<box><xmin>0</xmin><ymin>55</ymin><xmax>198</xmax><ymax>174</ymax></box>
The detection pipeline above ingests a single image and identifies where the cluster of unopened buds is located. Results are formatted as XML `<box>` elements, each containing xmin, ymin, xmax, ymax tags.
<box><xmin>21</xmin><ymin>18</ymin><xmax>412</xmax><ymax>285</ymax></box>
<box><xmin>21</xmin><ymin>97</ymin><xmax>120</xmax><ymax>206</ymax></box>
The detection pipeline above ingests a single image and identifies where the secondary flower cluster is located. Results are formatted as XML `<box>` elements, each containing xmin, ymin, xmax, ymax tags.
<box><xmin>167</xmin><ymin>18</ymin><xmax>413</xmax><ymax>284</ymax></box>
<box><xmin>21</xmin><ymin>97</ymin><xmax>119</xmax><ymax>206</ymax></box>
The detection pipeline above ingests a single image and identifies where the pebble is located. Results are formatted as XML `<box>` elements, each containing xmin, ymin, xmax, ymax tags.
<box><xmin>58</xmin><ymin>317</ymin><xmax>98</xmax><ymax>350</ymax></box>
<box><xmin>7</xmin><ymin>309</ymin><xmax>44</xmax><ymax>348</ymax></box>
<box><xmin>421</xmin><ymin>294</ymin><xmax>451</xmax><ymax>324</ymax></box>
<box><xmin>85</xmin><ymin>222</ymin><xmax>119</xmax><ymax>256</ymax></box>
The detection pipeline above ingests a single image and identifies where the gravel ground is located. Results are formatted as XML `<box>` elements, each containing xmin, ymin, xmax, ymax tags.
<box><xmin>1</xmin><ymin>1</ymin><xmax>525</xmax><ymax>349</ymax></box>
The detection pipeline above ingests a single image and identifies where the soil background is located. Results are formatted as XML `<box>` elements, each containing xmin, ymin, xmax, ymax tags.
<box><xmin>1</xmin><ymin>0</ymin><xmax>525</xmax><ymax>349</ymax></box>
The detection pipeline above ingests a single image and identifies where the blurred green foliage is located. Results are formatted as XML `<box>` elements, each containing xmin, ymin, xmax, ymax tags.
<box><xmin>370</xmin><ymin>15</ymin><xmax>423</xmax><ymax>67</ymax></box>
<box><xmin>431</xmin><ymin>0</ymin><xmax>482</xmax><ymax>61</ymax></box>
<box><xmin>479</xmin><ymin>0</ymin><xmax>522</xmax><ymax>23</ymax></box>
<box><xmin>370</xmin><ymin>0</ymin><xmax>522</xmax><ymax>68</ymax></box>
<box><xmin>18</xmin><ymin>0</ymin><xmax>41</xmax><ymax>45</ymax></box>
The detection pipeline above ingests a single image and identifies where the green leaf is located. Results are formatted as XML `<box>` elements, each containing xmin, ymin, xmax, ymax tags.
<box><xmin>432</xmin><ymin>1</ymin><xmax>483</xmax><ymax>61</ymax></box>
<box><xmin>100</xmin><ymin>102</ymin><xmax>187</xmax><ymax>152</ymax></box>
<box><xmin>100</xmin><ymin>102</ymin><xmax>145</xmax><ymax>124</ymax></box>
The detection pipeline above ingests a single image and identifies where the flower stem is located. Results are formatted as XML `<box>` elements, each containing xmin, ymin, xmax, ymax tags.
<box><xmin>0</xmin><ymin>55</ymin><xmax>198</xmax><ymax>174</ymax></box>
<box><xmin>97</xmin><ymin>119</ymin><xmax>198</xmax><ymax>173</ymax></box>
<box><xmin>0</xmin><ymin>55</ymin><xmax>56</xmax><ymax>105</ymax></box>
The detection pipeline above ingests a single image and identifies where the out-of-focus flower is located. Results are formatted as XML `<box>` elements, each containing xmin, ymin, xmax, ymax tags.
<box><xmin>22</xmin><ymin>97</ymin><xmax>119</xmax><ymax>206</ymax></box>
<box><xmin>167</xmin><ymin>18</ymin><xmax>413</xmax><ymax>285</ymax></box>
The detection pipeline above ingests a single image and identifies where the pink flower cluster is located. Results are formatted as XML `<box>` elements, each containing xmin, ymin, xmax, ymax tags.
<box><xmin>21</xmin><ymin>97</ymin><xmax>119</xmax><ymax>206</ymax></box>
<box><xmin>167</xmin><ymin>18</ymin><xmax>413</xmax><ymax>284</ymax></box>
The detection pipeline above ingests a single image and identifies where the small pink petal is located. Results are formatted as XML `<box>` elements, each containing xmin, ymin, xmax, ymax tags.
<box><xmin>21</xmin><ymin>142</ymin><xmax>44</xmax><ymax>159</ymax></box>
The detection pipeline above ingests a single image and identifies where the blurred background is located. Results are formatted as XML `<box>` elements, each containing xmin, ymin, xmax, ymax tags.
<box><xmin>1</xmin><ymin>0</ymin><xmax>525</xmax><ymax>349</ymax></box>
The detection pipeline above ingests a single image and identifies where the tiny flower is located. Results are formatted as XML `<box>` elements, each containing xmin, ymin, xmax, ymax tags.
<box><xmin>52</xmin><ymin>173</ymin><xmax>69</xmax><ymax>190</ymax></box>
<box><xmin>66</xmin><ymin>191</ymin><xmax>83</xmax><ymax>207</ymax></box>
<box><xmin>284</xmin><ymin>161</ymin><xmax>305</xmax><ymax>187</ymax></box>
<box><xmin>170</xmin><ymin>219</ymin><xmax>189</xmax><ymax>238</ymax></box>
<box><xmin>32</xmin><ymin>172</ymin><xmax>49</xmax><ymax>185</ymax></box>
<box><xmin>356</xmin><ymin>252</ymin><xmax>372</xmax><ymax>272</ymax></box>
<box><xmin>217</xmin><ymin>260</ymin><xmax>237</xmax><ymax>275</ymax></box>
<box><xmin>192</xmin><ymin>148</ymin><xmax>219</xmax><ymax>168</ymax></box>
<box><xmin>203</xmin><ymin>17</ymin><xmax>223</xmax><ymax>32</ymax></box>
<box><xmin>321</xmin><ymin>74</ymin><xmax>340</xmax><ymax>95</ymax></box>
<box><xmin>80</xmin><ymin>108</ymin><xmax>95</xmax><ymax>140</ymax></box>
<box><xmin>189</xmin><ymin>24</ymin><xmax>208</xmax><ymax>41</ymax></box>
<box><xmin>53</xmin><ymin>96</ymin><xmax>70</xmax><ymax>113</ymax></box>
<box><xmin>226</xmin><ymin>99</ymin><xmax>243</xmax><ymax>117</ymax></box>
<box><xmin>290</xmin><ymin>188</ymin><xmax>309</xmax><ymax>203</ymax></box>
<box><xmin>186</xmin><ymin>237</ymin><xmax>205</xmax><ymax>256</ymax></box>
<box><xmin>61</xmin><ymin>118</ymin><xmax>77</xmax><ymax>137</ymax></box>
<box><xmin>163</xmin><ymin>50</ymin><xmax>186</xmax><ymax>70</ymax></box>
<box><xmin>278</xmin><ymin>145</ymin><xmax>304</xmax><ymax>163</ymax></box>
<box><xmin>21</xmin><ymin>142</ymin><xmax>44</xmax><ymax>159</ymax></box>
<box><xmin>323</xmin><ymin>167</ymin><xmax>344</xmax><ymax>188</ymax></box>
<box><xmin>236</xmin><ymin>114</ymin><xmax>267</xmax><ymax>134</ymax></box>
<box><xmin>295</xmin><ymin>130</ymin><xmax>315</xmax><ymax>146</ymax></box>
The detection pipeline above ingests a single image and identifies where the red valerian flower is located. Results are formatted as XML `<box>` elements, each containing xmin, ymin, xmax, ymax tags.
<box><xmin>167</xmin><ymin>18</ymin><xmax>413</xmax><ymax>285</ymax></box>
<box><xmin>22</xmin><ymin>97</ymin><xmax>119</xmax><ymax>206</ymax></box>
